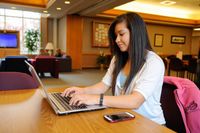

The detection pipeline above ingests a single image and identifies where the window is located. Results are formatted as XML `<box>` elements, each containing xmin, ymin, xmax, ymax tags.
<box><xmin>5</xmin><ymin>9</ymin><xmax>22</xmax><ymax>17</ymax></box>
<box><xmin>0</xmin><ymin>8</ymin><xmax>41</xmax><ymax>54</ymax></box>
<box><xmin>0</xmin><ymin>16</ymin><xmax>4</xmax><ymax>30</ymax></box>
<box><xmin>0</xmin><ymin>9</ymin><xmax>4</xmax><ymax>15</ymax></box>
<box><xmin>5</xmin><ymin>17</ymin><xmax>22</xmax><ymax>30</ymax></box>
<box><xmin>23</xmin><ymin>11</ymin><xmax>40</xmax><ymax>18</ymax></box>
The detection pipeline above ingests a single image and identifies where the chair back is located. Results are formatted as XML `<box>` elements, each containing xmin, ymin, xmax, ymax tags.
<box><xmin>182</xmin><ymin>55</ymin><xmax>192</xmax><ymax>61</ymax></box>
<box><xmin>35</xmin><ymin>56</ymin><xmax>56</xmax><ymax>72</ymax></box>
<box><xmin>0</xmin><ymin>72</ymin><xmax>39</xmax><ymax>90</ymax></box>
<box><xmin>188</xmin><ymin>58</ymin><xmax>197</xmax><ymax>73</ymax></box>
<box><xmin>161</xmin><ymin>82</ymin><xmax>186</xmax><ymax>133</ymax></box>
<box><xmin>186</xmin><ymin>58</ymin><xmax>198</xmax><ymax>82</ymax></box>
<box><xmin>169</xmin><ymin>57</ymin><xmax>184</xmax><ymax>70</ymax></box>
<box><xmin>169</xmin><ymin>57</ymin><xmax>185</xmax><ymax>77</ymax></box>
<box><xmin>33</xmin><ymin>56</ymin><xmax>59</xmax><ymax>78</ymax></box>
<box><xmin>3</xmin><ymin>56</ymin><xmax>30</xmax><ymax>75</ymax></box>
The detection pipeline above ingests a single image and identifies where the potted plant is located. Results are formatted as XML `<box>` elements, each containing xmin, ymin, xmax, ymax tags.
<box><xmin>24</xmin><ymin>29</ymin><xmax>40</xmax><ymax>54</ymax></box>
<box><xmin>96</xmin><ymin>51</ymin><xmax>107</xmax><ymax>71</ymax></box>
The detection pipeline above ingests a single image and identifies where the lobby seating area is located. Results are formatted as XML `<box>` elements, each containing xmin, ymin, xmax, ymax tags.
<box><xmin>1</xmin><ymin>1</ymin><xmax>200</xmax><ymax>133</ymax></box>
<box><xmin>0</xmin><ymin>55</ymin><xmax>72</xmax><ymax>79</ymax></box>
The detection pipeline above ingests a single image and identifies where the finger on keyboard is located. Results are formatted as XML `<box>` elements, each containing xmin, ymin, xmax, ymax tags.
<box><xmin>69</xmin><ymin>91</ymin><xmax>75</xmax><ymax>97</ymax></box>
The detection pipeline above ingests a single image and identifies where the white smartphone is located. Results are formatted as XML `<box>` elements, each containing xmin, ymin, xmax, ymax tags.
<box><xmin>104</xmin><ymin>112</ymin><xmax>135</xmax><ymax>123</ymax></box>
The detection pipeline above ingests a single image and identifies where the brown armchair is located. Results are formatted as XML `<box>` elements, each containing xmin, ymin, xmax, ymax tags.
<box><xmin>32</xmin><ymin>56</ymin><xmax>59</xmax><ymax>78</ymax></box>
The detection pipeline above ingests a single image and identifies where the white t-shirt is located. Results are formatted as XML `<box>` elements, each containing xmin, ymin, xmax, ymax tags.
<box><xmin>102</xmin><ymin>51</ymin><xmax>166</xmax><ymax>125</ymax></box>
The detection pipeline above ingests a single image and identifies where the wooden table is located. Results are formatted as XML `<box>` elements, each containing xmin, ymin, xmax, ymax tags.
<box><xmin>0</xmin><ymin>88</ymin><xmax>175</xmax><ymax>133</ymax></box>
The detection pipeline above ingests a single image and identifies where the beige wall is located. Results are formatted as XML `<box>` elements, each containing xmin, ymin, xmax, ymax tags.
<box><xmin>82</xmin><ymin>17</ymin><xmax>112</xmax><ymax>68</ymax></box>
<box><xmin>47</xmin><ymin>18</ymin><xmax>54</xmax><ymax>43</ymax></box>
<box><xmin>147</xmin><ymin>24</ymin><xmax>193</xmax><ymax>56</ymax></box>
<box><xmin>83</xmin><ymin>19</ymin><xmax>194</xmax><ymax>56</ymax></box>
<box><xmin>47</xmin><ymin>16</ymin><xmax>198</xmax><ymax>69</ymax></box>
<box><xmin>58</xmin><ymin>16</ymin><xmax>66</xmax><ymax>53</ymax></box>
<box><xmin>41</xmin><ymin>17</ymin><xmax>48</xmax><ymax>49</ymax></box>
<box><xmin>81</xmin><ymin>17</ymin><xmax>194</xmax><ymax>68</ymax></box>
<box><xmin>191</xmin><ymin>31</ymin><xmax>200</xmax><ymax>55</ymax></box>
<box><xmin>48</xmin><ymin>18</ymin><xmax>60</xmax><ymax>54</ymax></box>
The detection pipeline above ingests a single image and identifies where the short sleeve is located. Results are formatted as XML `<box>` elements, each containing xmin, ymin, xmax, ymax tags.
<box><xmin>102</xmin><ymin>56</ymin><xmax>116</xmax><ymax>87</ymax></box>
<box><xmin>133</xmin><ymin>54</ymin><xmax>165</xmax><ymax>100</ymax></box>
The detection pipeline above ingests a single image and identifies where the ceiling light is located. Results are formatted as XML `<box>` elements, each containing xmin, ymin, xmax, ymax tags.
<box><xmin>160</xmin><ymin>0</ymin><xmax>176</xmax><ymax>6</ymax></box>
<box><xmin>194</xmin><ymin>28</ymin><xmax>200</xmax><ymax>31</ymax></box>
<box><xmin>41</xmin><ymin>13</ymin><xmax>50</xmax><ymax>18</ymax></box>
<box><xmin>43</xmin><ymin>10</ymin><xmax>48</xmax><ymax>13</ymax></box>
<box><xmin>56</xmin><ymin>7</ymin><xmax>61</xmax><ymax>11</ymax></box>
<box><xmin>65</xmin><ymin>1</ymin><xmax>70</xmax><ymax>4</ymax></box>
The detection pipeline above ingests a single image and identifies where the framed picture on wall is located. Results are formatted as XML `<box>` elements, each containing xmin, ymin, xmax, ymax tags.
<box><xmin>171</xmin><ymin>35</ymin><xmax>186</xmax><ymax>44</ymax></box>
<box><xmin>92</xmin><ymin>21</ymin><xmax>110</xmax><ymax>48</ymax></box>
<box><xmin>154</xmin><ymin>34</ymin><xmax>163</xmax><ymax>47</ymax></box>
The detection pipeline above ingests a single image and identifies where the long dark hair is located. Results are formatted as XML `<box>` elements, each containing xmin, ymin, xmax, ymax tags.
<box><xmin>108</xmin><ymin>12</ymin><xmax>152</xmax><ymax>95</ymax></box>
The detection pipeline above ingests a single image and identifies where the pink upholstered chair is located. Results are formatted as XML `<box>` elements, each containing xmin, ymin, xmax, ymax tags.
<box><xmin>0</xmin><ymin>72</ymin><xmax>39</xmax><ymax>90</ymax></box>
<box><xmin>32</xmin><ymin>56</ymin><xmax>59</xmax><ymax>78</ymax></box>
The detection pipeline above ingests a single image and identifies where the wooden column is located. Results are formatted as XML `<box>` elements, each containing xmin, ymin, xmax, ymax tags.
<box><xmin>66</xmin><ymin>15</ymin><xmax>83</xmax><ymax>69</ymax></box>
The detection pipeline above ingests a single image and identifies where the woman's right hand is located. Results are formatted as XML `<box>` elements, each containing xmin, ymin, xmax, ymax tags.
<box><xmin>61</xmin><ymin>86</ymin><xmax>85</xmax><ymax>97</ymax></box>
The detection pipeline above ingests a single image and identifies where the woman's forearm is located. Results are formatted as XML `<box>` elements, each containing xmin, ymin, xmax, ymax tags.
<box><xmin>83</xmin><ymin>82</ymin><xmax>109</xmax><ymax>94</ymax></box>
<box><xmin>103</xmin><ymin>91</ymin><xmax>145</xmax><ymax>109</ymax></box>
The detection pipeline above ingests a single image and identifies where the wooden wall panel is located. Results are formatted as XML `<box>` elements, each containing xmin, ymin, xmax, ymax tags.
<box><xmin>82</xmin><ymin>53</ymin><xmax>99</xmax><ymax>68</ymax></box>
<box><xmin>0</xmin><ymin>49</ymin><xmax>20</xmax><ymax>58</ymax></box>
<box><xmin>67</xmin><ymin>15</ymin><xmax>83</xmax><ymax>69</ymax></box>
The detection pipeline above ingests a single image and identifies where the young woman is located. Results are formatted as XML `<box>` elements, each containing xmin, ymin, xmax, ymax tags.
<box><xmin>62</xmin><ymin>12</ymin><xmax>165</xmax><ymax>125</ymax></box>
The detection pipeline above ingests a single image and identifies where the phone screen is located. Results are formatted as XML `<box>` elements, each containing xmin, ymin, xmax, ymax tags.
<box><xmin>104</xmin><ymin>112</ymin><xmax>135</xmax><ymax>123</ymax></box>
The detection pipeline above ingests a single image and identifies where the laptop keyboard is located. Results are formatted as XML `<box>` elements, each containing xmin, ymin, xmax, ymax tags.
<box><xmin>49</xmin><ymin>92</ymin><xmax>87</xmax><ymax>111</ymax></box>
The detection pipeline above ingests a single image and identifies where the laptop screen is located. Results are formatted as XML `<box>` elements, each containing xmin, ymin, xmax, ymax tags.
<box><xmin>25</xmin><ymin>61</ymin><xmax>50</xmax><ymax>99</ymax></box>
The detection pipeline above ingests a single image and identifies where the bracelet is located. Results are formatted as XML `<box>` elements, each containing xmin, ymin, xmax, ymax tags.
<box><xmin>99</xmin><ymin>94</ymin><xmax>104</xmax><ymax>106</ymax></box>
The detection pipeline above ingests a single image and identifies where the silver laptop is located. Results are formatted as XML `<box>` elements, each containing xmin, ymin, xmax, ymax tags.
<box><xmin>25</xmin><ymin>60</ymin><xmax>106</xmax><ymax>115</ymax></box>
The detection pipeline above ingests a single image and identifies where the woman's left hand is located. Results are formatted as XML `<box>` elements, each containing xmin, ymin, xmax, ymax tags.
<box><xmin>68</xmin><ymin>94</ymin><xmax>99</xmax><ymax>106</ymax></box>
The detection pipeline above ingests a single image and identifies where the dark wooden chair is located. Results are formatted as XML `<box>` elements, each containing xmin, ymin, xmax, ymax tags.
<box><xmin>182</xmin><ymin>54</ymin><xmax>192</xmax><ymax>61</ymax></box>
<box><xmin>187</xmin><ymin>58</ymin><xmax>197</xmax><ymax>82</ymax></box>
<box><xmin>161</xmin><ymin>82</ymin><xmax>186</xmax><ymax>133</ymax></box>
<box><xmin>168</xmin><ymin>57</ymin><xmax>186</xmax><ymax>77</ymax></box>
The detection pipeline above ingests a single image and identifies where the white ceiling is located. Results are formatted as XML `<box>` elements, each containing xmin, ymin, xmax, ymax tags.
<box><xmin>0</xmin><ymin>0</ymin><xmax>200</xmax><ymax>20</ymax></box>
<box><xmin>116</xmin><ymin>0</ymin><xmax>200</xmax><ymax>20</ymax></box>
